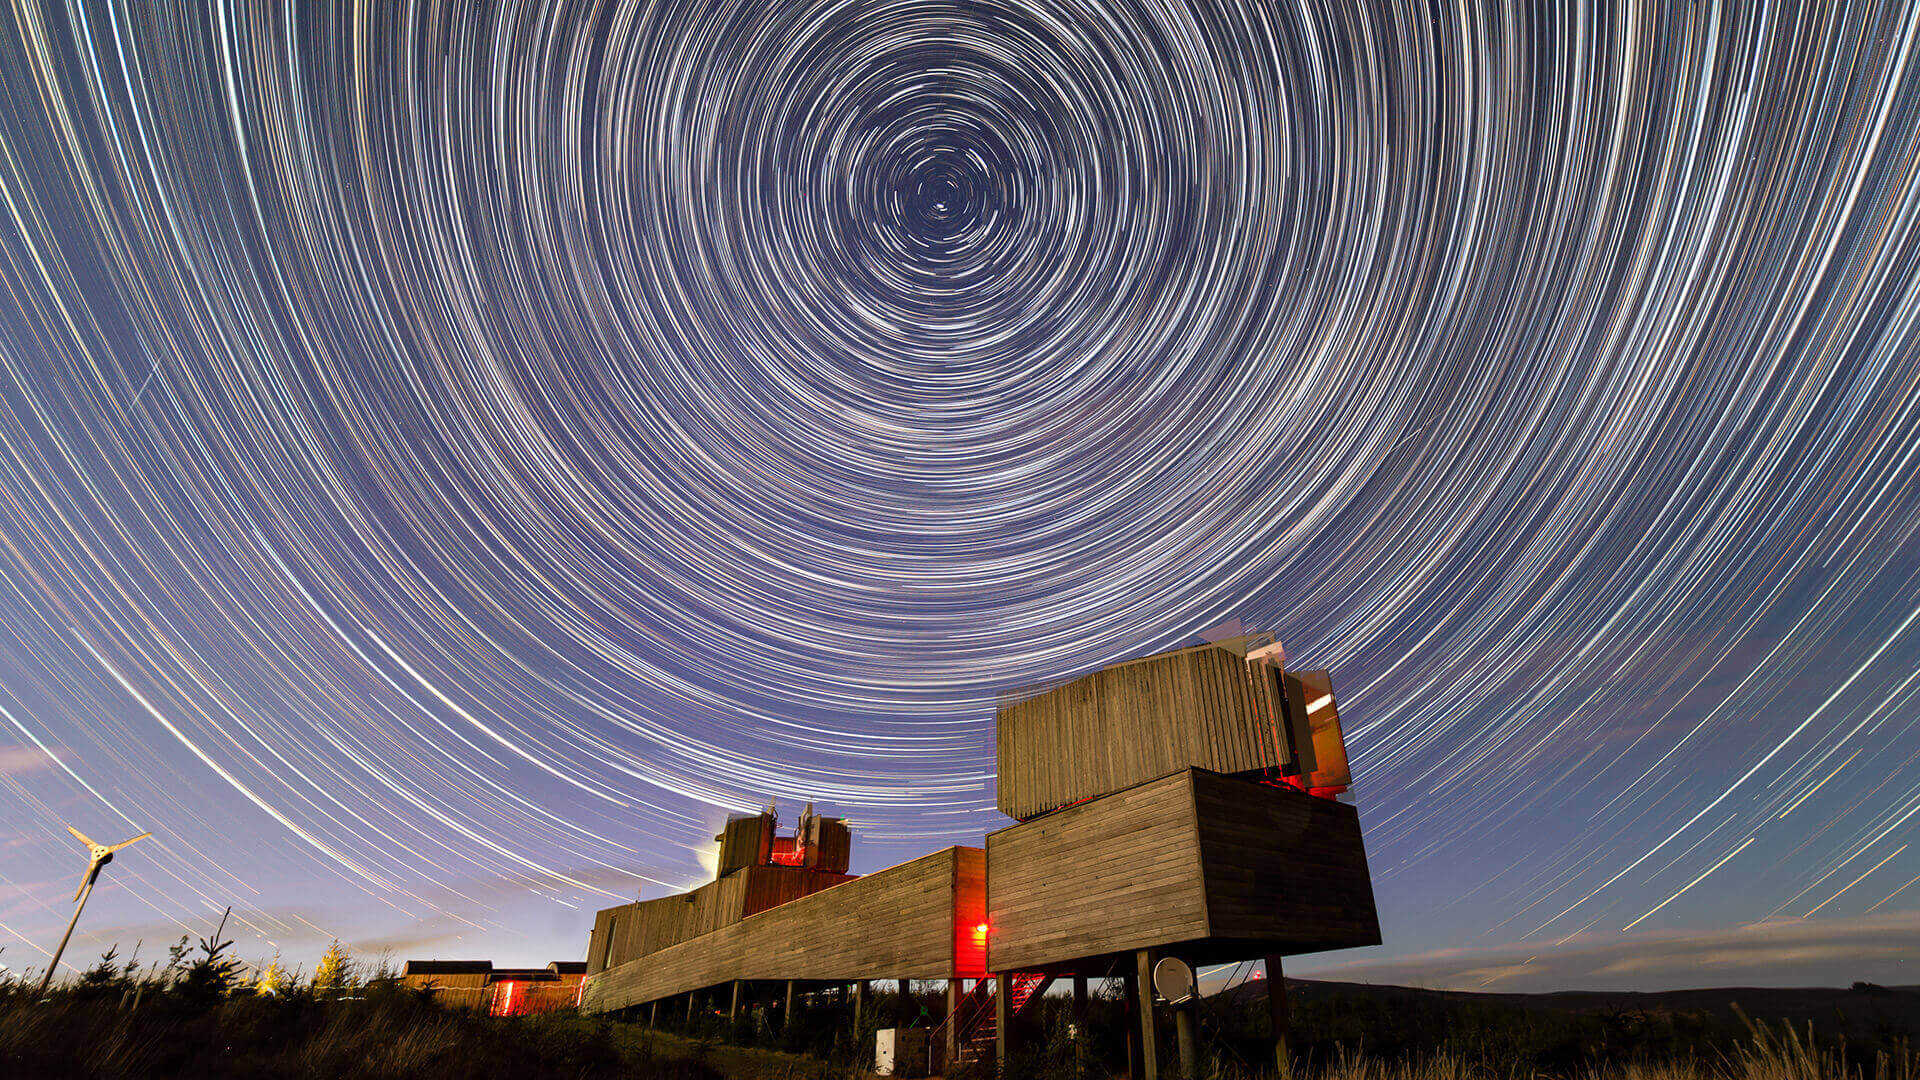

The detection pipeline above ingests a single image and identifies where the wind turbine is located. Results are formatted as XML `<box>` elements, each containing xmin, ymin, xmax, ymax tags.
<box><xmin>34</xmin><ymin>825</ymin><xmax>151</xmax><ymax>995</ymax></box>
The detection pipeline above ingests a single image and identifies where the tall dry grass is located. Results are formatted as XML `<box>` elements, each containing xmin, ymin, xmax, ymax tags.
<box><xmin>1206</xmin><ymin>1019</ymin><xmax>1917</xmax><ymax>1080</ymax></box>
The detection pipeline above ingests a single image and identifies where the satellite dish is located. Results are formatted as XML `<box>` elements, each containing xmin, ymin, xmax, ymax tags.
<box><xmin>1152</xmin><ymin>957</ymin><xmax>1196</xmax><ymax>1005</ymax></box>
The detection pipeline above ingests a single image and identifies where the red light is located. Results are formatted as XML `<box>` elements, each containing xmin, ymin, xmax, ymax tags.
<box><xmin>493</xmin><ymin>980</ymin><xmax>523</xmax><ymax>1016</ymax></box>
<box><xmin>769</xmin><ymin>836</ymin><xmax>807</xmax><ymax>866</ymax></box>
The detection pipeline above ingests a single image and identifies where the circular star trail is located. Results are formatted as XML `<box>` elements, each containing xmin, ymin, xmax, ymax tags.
<box><xmin>0</xmin><ymin>1</ymin><xmax>1916</xmax><ymax>972</ymax></box>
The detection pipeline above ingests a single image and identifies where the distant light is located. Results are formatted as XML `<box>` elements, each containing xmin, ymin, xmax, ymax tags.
<box><xmin>975</xmin><ymin>923</ymin><xmax>990</xmax><ymax>934</ymax></box>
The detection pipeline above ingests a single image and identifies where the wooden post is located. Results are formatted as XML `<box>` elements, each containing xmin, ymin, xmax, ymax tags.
<box><xmin>784</xmin><ymin>980</ymin><xmax>798</xmax><ymax>1034</ymax></box>
<box><xmin>896</xmin><ymin>978</ymin><xmax>912</xmax><ymax>1028</ymax></box>
<box><xmin>730</xmin><ymin>980</ymin><xmax>742</xmax><ymax>1021</ymax></box>
<box><xmin>1136</xmin><ymin>950</ymin><xmax>1159</xmax><ymax>1080</ymax></box>
<box><xmin>945</xmin><ymin>979</ymin><xmax>962</xmax><ymax>1068</ymax></box>
<box><xmin>995</xmin><ymin>972</ymin><xmax>1012</xmax><ymax>1070</ymax></box>
<box><xmin>1073</xmin><ymin>975</ymin><xmax>1089</xmax><ymax>1072</ymax></box>
<box><xmin>854</xmin><ymin>980</ymin><xmax>868</xmax><ymax>1035</ymax></box>
<box><xmin>649</xmin><ymin>999</ymin><xmax>659</xmax><ymax>1027</ymax></box>
<box><xmin>1264</xmin><ymin>954</ymin><xmax>1292</xmax><ymax>1080</ymax></box>
<box><xmin>1123</xmin><ymin>972</ymin><xmax>1140</xmax><ymax>1080</ymax></box>
<box><xmin>686</xmin><ymin>990</ymin><xmax>696</xmax><ymax>1028</ymax></box>
<box><xmin>1174</xmin><ymin>1006</ymin><xmax>1198</xmax><ymax>1078</ymax></box>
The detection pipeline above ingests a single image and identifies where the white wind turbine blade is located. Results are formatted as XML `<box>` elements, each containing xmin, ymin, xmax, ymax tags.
<box><xmin>106</xmin><ymin>832</ymin><xmax>151</xmax><ymax>854</ymax></box>
<box><xmin>66</xmin><ymin>825</ymin><xmax>99</xmax><ymax>850</ymax></box>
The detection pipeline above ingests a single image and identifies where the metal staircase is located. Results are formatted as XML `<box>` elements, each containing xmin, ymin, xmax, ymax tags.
<box><xmin>931</xmin><ymin>973</ymin><xmax>1055</xmax><ymax>1067</ymax></box>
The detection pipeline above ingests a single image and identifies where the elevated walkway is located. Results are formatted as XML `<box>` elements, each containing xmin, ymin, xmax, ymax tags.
<box><xmin>581</xmin><ymin>846</ymin><xmax>985</xmax><ymax>1012</ymax></box>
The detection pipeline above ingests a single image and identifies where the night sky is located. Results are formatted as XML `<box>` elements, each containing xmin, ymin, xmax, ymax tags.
<box><xmin>1</xmin><ymin>1</ymin><xmax>1917</xmax><ymax>992</ymax></box>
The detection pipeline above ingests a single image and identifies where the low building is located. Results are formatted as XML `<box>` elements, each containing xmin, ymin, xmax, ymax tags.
<box><xmin>400</xmin><ymin>959</ymin><xmax>587</xmax><ymax>1015</ymax></box>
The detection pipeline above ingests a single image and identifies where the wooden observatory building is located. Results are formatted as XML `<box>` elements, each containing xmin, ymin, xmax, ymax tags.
<box><xmin>581</xmin><ymin>634</ymin><xmax>1378</xmax><ymax>1076</ymax></box>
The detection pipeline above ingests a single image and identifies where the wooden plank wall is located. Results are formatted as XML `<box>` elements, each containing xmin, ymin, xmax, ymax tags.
<box><xmin>986</xmin><ymin>768</ymin><xmax>1380</xmax><ymax>971</ymax></box>
<box><xmin>996</xmin><ymin>643</ymin><xmax>1292</xmax><ymax>821</ymax></box>
<box><xmin>634</xmin><ymin>874</ymin><xmax>747</xmax><ymax>960</ymax></box>
<box><xmin>583</xmin><ymin>848</ymin><xmax>977</xmax><ymax>1013</ymax></box>
<box><xmin>401</xmin><ymin>971</ymin><xmax>491</xmax><ymax>989</ymax></box>
<box><xmin>717</xmin><ymin>814</ymin><xmax>772</xmax><ymax>875</ymax></box>
<box><xmin>588</xmin><ymin>865</ymin><xmax>860</xmax><ymax>974</ymax></box>
<box><xmin>808</xmin><ymin>818</ymin><xmax>852</xmax><ymax>873</ymax></box>
<box><xmin>588</xmin><ymin>911</ymin><xmax>612</xmax><ymax>975</ymax></box>
<box><xmin>953</xmin><ymin>846</ymin><xmax>988</xmax><ymax>977</ymax></box>
<box><xmin>1190</xmin><ymin>770</ymin><xmax>1380</xmax><ymax>954</ymax></box>
<box><xmin>740</xmin><ymin>865</ymin><xmax>858</xmax><ymax>917</ymax></box>
<box><xmin>588</xmin><ymin>873</ymin><xmax>744</xmax><ymax>974</ymax></box>
<box><xmin>429</xmin><ymin>987</ymin><xmax>495</xmax><ymax>1011</ymax></box>
<box><xmin>985</xmin><ymin>771</ymin><xmax>1210</xmax><ymax>972</ymax></box>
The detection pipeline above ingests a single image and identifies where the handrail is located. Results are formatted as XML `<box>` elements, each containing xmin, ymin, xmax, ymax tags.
<box><xmin>927</xmin><ymin>978</ymin><xmax>995</xmax><ymax>1065</ymax></box>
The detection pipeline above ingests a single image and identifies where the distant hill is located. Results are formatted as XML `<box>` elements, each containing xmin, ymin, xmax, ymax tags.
<box><xmin>1222</xmin><ymin>977</ymin><xmax>1920</xmax><ymax>1048</ymax></box>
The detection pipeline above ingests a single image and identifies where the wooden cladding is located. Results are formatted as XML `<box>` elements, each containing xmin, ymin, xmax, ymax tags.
<box><xmin>402</xmin><ymin>971</ymin><xmax>491</xmax><ymax>989</ymax></box>
<box><xmin>717</xmin><ymin>814</ymin><xmax>773</xmax><ymax>875</ymax></box>
<box><xmin>742</xmin><ymin>863</ymin><xmax>858</xmax><ymax>917</ymax></box>
<box><xmin>986</xmin><ymin>769</ymin><xmax>1378</xmax><ymax>972</ymax></box>
<box><xmin>807</xmin><ymin>816</ymin><xmax>853</xmax><ymax>874</ymax></box>
<box><xmin>586</xmin><ymin>865</ymin><xmax>856</xmax><ymax>975</ymax></box>
<box><xmin>985</xmin><ymin>768</ymin><xmax>1211</xmax><ymax>972</ymax></box>
<box><xmin>1189</xmin><ymin>768</ymin><xmax>1378</xmax><ymax>953</ymax></box>
<box><xmin>996</xmin><ymin>642</ymin><xmax>1293</xmax><ymax>821</ymax></box>
<box><xmin>582</xmin><ymin>847</ymin><xmax>984</xmax><ymax>1013</ymax></box>
<box><xmin>717</xmin><ymin>808</ymin><xmax>852</xmax><ymax>874</ymax></box>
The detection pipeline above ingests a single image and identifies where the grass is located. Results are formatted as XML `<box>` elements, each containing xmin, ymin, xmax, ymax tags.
<box><xmin>2</xmin><ymin>944</ymin><xmax>1913</xmax><ymax>1079</ymax></box>
<box><xmin>0</xmin><ymin>930</ymin><xmax>753</xmax><ymax>1079</ymax></box>
<box><xmin>0</xmin><ymin>980</ymin><xmax>741</xmax><ymax>1079</ymax></box>
<box><xmin>986</xmin><ymin>979</ymin><xmax>1917</xmax><ymax>1080</ymax></box>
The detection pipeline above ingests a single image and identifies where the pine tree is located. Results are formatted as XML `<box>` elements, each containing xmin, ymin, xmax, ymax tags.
<box><xmin>179</xmin><ymin>909</ymin><xmax>241</xmax><ymax>1003</ymax></box>
<box><xmin>311</xmin><ymin>940</ymin><xmax>352</xmax><ymax>993</ymax></box>
<box><xmin>254</xmin><ymin>958</ymin><xmax>284</xmax><ymax>996</ymax></box>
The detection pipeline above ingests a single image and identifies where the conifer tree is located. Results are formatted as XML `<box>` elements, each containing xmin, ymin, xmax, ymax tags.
<box><xmin>311</xmin><ymin>940</ymin><xmax>352</xmax><ymax>993</ymax></box>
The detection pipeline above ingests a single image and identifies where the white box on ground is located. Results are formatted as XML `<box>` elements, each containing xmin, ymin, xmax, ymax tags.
<box><xmin>875</xmin><ymin>1027</ymin><xmax>930</xmax><ymax>1077</ymax></box>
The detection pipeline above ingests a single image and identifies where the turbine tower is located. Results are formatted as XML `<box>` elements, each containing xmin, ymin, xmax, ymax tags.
<box><xmin>35</xmin><ymin>825</ymin><xmax>151</xmax><ymax>995</ymax></box>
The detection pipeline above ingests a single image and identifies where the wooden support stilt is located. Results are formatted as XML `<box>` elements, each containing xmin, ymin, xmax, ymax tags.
<box><xmin>1073</xmin><ymin>975</ymin><xmax>1089</xmax><ymax>1071</ymax></box>
<box><xmin>1174</xmin><ymin>1005</ymin><xmax>1198</xmax><ymax>1078</ymax></box>
<box><xmin>854</xmin><ymin>979</ymin><xmax>868</xmax><ymax>1034</ymax></box>
<box><xmin>945</xmin><ymin>979</ymin><xmax>961</xmax><ymax>1068</ymax></box>
<box><xmin>1264</xmin><ymin>954</ymin><xmax>1292</xmax><ymax>1080</ymax></box>
<box><xmin>995</xmin><ymin>972</ymin><xmax>1012</xmax><ymax>1070</ymax></box>
<box><xmin>729</xmin><ymin>980</ymin><xmax>742</xmax><ymax>1021</ymax></box>
<box><xmin>649</xmin><ymin>999</ymin><xmax>659</xmax><ymax>1027</ymax></box>
<box><xmin>784</xmin><ymin>980</ymin><xmax>797</xmax><ymax>1034</ymax></box>
<box><xmin>1123</xmin><ymin>971</ymin><xmax>1140</xmax><ymax>1080</ymax></box>
<box><xmin>686</xmin><ymin>990</ymin><xmax>696</xmax><ymax>1028</ymax></box>
<box><xmin>896</xmin><ymin>978</ymin><xmax>912</xmax><ymax>1028</ymax></box>
<box><xmin>1136</xmin><ymin>950</ymin><xmax>1160</xmax><ymax>1080</ymax></box>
